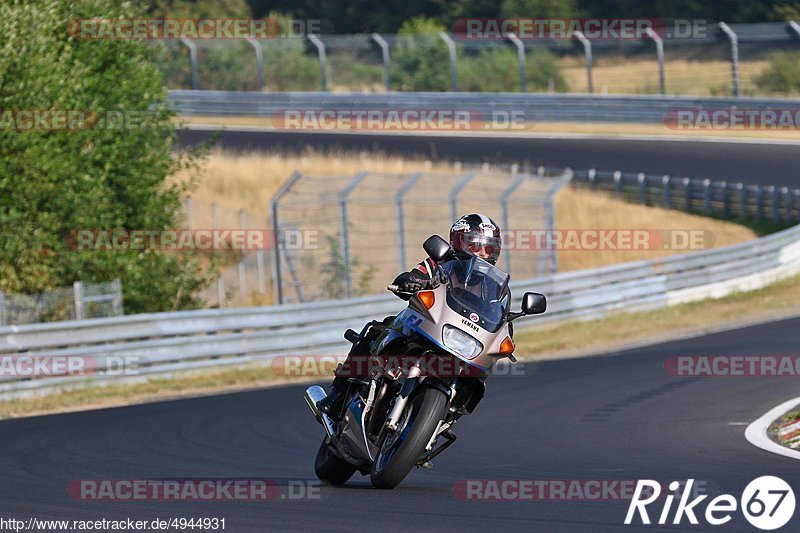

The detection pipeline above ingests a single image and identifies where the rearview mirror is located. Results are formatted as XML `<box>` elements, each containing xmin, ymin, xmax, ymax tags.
<box><xmin>521</xmin><ymin>292</ymin><xmax>546</xmax><ymax>315</ymax></box>
<box><xmin>423</xmin><ymin>235</ymin><xmax>452</xmax><ymax>262</ymax></box>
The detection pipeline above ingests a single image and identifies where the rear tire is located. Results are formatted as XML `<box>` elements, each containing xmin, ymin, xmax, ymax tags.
<box><xmin>370</xmin><ymin>387</ymin><xmax>448</xmax><ymax>489</ymax></box>
<box><xmin>314</xmin><ymin>439</ymin><xmax>356</xmax><ymax>485</ymax></box>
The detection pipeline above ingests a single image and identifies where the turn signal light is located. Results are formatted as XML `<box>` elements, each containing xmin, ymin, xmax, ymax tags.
<box><xmin>418</xmin><ymin>290</ymin><xmax>435</xmax><ymax>310</ymax></box>
<box><xmin>499</xmin><ymin>336</ymin><xmax>515</xmax><ymax>355</ymax></box>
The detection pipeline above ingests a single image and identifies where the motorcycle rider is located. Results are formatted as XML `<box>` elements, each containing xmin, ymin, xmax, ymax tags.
<box><xmin>317</xmin><ymin>213</ymin><xmax>503</xmax><ymax>417</ymax></box>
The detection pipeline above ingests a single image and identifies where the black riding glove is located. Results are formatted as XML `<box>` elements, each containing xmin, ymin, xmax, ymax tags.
<box><xmin>399</xmin><ymin>279</ymin><xmax>429</xmax><ymax>293</ymax></box>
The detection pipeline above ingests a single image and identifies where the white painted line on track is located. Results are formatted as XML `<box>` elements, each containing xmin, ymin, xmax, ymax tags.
<box><xmin>745</xmin><ymin>396</ymin><xmax>800</xmax><ymax>460</ymax></box>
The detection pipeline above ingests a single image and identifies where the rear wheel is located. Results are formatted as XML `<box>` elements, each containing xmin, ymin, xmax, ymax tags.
<box><xmin>370</xmin><ymin>387</ymin><xmax>448</xmax><ymax>489</ymax></box>
<box><xmin>314</xmin><ymin>439</ymin><xmax>356</xmax><ymax>485</ymax></box>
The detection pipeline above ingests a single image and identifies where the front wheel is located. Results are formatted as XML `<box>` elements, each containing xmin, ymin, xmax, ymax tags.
<box><xmin>370</xmin><ymin>387</ymin><xmax>448</xmax><ymax>489</ymax></box>
<box><xmin>314</xmin><ymin>439</ymin><xmax>356</xmax><ymax>485</ymax></box>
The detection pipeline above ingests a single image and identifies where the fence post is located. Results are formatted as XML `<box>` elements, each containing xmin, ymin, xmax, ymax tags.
<box><xmin>307</xmin><ymin>34</ymin><xmax>329</xmax><ymax>91</ymax></box>
<box><xmin>718</xmin><ymin>22</ymin><xmax>740</xmax><ymax>97</ymax></box>
<box><xmin>507</xmin><ymin>32</ymin><xmax>526</xmax><ymax>92</ymax></box>
<box><xmin>539</xmin><ymin>168</ymin><xmax>574</xmax><ymax>276</ymax></box>
<box><xmin>395</xmin><ymin>172</ymin><xmax>424</xmax><ymax>272</ymax></box>
<box><xmin>645</xmin><ymin>28</ymin><xmax>666</xmax><ymax>95</ymax></box>
<box><xmin>0</xmin><ymin>292</ymin><xmax>5</xmax><ymax>326</ymax></box>
<box><xmin>371</xmin><ymin>33</ymin><xmax>391</xmax><ymax>91</ymax></box>
<box><xmin>573</xmin><ymin>30</ymin><xmax>593</xmax><ymax>93</ymax></box>
<box><xmin>339</xmin><ymin>172</ymin><xmax>368</xmax><ymax>298</ymax></box>
<box><xmin>211</xmin><ymin>202</ymin><xmax>225</xmax><ymax>306</ymax></box>
<box><xmin>238</xmin><ymin>209</ymin><xmax>247</xmax><ymax>302</ymax></box>
<box><xmin>683</xmin><ymin>177</ymin><xmax>692</xmax><ymax>211</ymax></box>
<box><xmin>769</xmin><ymin>186</ymin><xmax>779</xmax><ymax>221</ymax></box>
<box><xmin>588</xmin><ymin>168</ymin><xmax>597</xmax><ymax>190</ymax></box>
<box><xmin>111</xmin><ymin>278</ymin><xmax>123</xmax><ymax>315</ymax></box>
<box><xmin>703</xmin><ymin>179</ymin><xmax>712</xmax><ymax>214</ymax></box>
<box><xmin>500</xmin><ymin>165</ymin><xmax>526</xmax><ymax>273</ymax></box>
<box><xmin>73</xmin><ymin>281</ymin><xmax>85</xmax><ymax>320</ymax></box>
<box><xmin>613</xmin><ymin>170</ymin><xmax>622</xmax><ymax>198</ymax></box>
<box><xmin>794</xmin><ymin>189</ymin><xmax>800</xmax><ymax>223</ymax></box>
<box><xmin>184</xmin><ymin>196</ymin><xmax>194</xmax><ymax>227</ymax></box>
<box><xmin>449</xmin><ymin>170</ymin><xmax>479</xmax><ymax>221</ymax></box>
<box><xmin>180</xmin><ymin>38</ymin><xmax>199</xmax><ymax>90</ymax></box>
<box><xmin>662</xmin><ymin>175</ymin><xmax>671</xmax><ymax>208</ymax></box>
<box><xmin>737</xmin><ymin>183</ymin><xmax>747</xmax><ymax>219</ymax></box>
<box><xmin>246</xmin><ymin>37</ymin><xmax>265</xmax><ymax>91</ymax></box>
<box><xmin>438</xmin><ymin>32</ymin><xmax>458</xmax><ymax>91</ymax></box>
<box><xmin>721</xmin><ymin>181</ymin><xmax>730</xmax><ymax>218</ymax></box>
<box><xmin>638</xmin><ymin>173</ymin><xmax>646</xmax><ymax>204</ymax></box>
<box><xmin>270</xmin><ymin>172</ymin><xmax>302</xmax><ymax>305</ymax></box>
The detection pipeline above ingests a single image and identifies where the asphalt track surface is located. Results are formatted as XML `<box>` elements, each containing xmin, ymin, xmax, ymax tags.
<box><xmin>2</xmin><ymin>315</ymin><xmax>800</xmax><ymax>532</ymax></box>
<box><xmin>178</xmin><ymin>129</ymin><xmax>800</xmax><ymax>188</ymax></box>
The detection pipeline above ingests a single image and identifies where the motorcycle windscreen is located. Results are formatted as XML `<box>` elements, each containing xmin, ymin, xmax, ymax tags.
<box><xmin>441</xmin><ymin>257</ymin><xmax>510</xmax><ymax>333</ymax></box>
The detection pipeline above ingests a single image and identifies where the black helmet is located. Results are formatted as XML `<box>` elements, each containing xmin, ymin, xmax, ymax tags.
<box><xmin>449</xmin><ymin>213</ymin><xmax>502</xmax><ymax>265</ymax></box>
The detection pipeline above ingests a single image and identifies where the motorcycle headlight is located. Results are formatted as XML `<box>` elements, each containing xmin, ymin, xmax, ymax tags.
<box><xmin>442</xmin><ymin>325</ymin><xmax>483</xmax><ymax>359</ymax></box>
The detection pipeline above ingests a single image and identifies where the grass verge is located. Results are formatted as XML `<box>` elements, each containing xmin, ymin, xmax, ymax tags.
<box><xmin>3</xmin><ymin>273</ymin><xmax>800</xmax><ymax>420</ymax></box>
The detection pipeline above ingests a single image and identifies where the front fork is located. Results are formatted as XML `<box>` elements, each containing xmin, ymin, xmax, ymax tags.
<box><xmin>384</xmin><ymin>362</ymin><xmax>423</xmax><ymax>431</ymax></box>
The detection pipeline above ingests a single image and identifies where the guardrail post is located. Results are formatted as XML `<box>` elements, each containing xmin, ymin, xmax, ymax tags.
<box><xmin>637</xmin><ymin>173</ymin><xmax>646</xmax><ymax>204</ymax></box>
<box><xmin>613</xmin><ymin>170</ymin><xmax>622</xmax><ymax>198</ymax></box>
<box><xmin>339</xmin><ymin>172</ymin><xmax>368</xmax><ymax>298</ymax></box>
<box><xmin>755</xmin><ymin>185</ymin><xmax>764</xmax><ymax>219</ymax></box>
<box><xmin>111</xmin><ymin>278</ymin><xmax>123</xmax><ymax>315</ymax></box>
<box><xmin>573</xmin><ymin>30</ymin><xmax>593</xmax><ymax>93</ymax></box>
<box><xmin>718</xmin><ymin>22</ymin><xmax>740</xmax><ymax>97</ymax></box>
<box><xmin>645</xmin><ymin>28</ymin><xmax>666</xmax><ymax>95</ymax></box>
<box><xmin>438</xmin><ymin>32</ymin><xmax>458</xmax><ymax>91</ymax></box>
<box><xmin>500</xmin><ymin>164</ymin><xmax>526</xmax><ymax>273</ymax></box>
<box><xmin>769</xmin><ymin>186</ymin><xmax>779</xmax><ymax>221</ymax></box>
<box><xmin>721</xmin><ymin>181</ymin><xmax>730</xmax><ymax>218</ymax></box>
<box><xmin>507</xmin><ymin>32</ymin><xmax>526</xmax><ymax>92</ymax></box>
<box><xmin>683</xmin><ymin>177</ymin><xmax>692</xmax><ymax>211</ymax></box>
<box><xmin>395</xmin><ymin>172</ymin><xmax>424</xmax><ymax>272</ymax></box>
<box><xmin>737</xmin><ymin>183</ymin><xmax>746</xmax><ymax>219</ymax></box>
<box><xmin>371</xmin><ymin>33</ymin><xmax>391</xmax><ymax>91</ymax></box>
<box><xmin>449</xmin><ymin>170</ymin><xmax>479</xmax><ymax>221</ymax></box>
<box><xmin>73</xmin><ymin>281</ymin><xmax>85</xmax><ymax>320</ymax></box>
<box><xmin>270</xmin><ymin>171</ymin><xmax>302</xmax><ymax>305</ymax></box>
<box><xmin>246</xmin><ymin>37</ymin><xmax>265</xmax><ymax>91</ymax></box>
<box><xmin>588</xmin><ymin>168</ymin><xmax>597</xmax><ymax>190</ymax></box>
<box><xmin>307</xmin><ymin>34</ymin><xmax>329</xmax><ymax>92</ymax></box>
<box><xmin>180</xmin><ymin>38</ymin><xmax>199</xmax><ymax>90</ymax></box>
<box><xmin>703</xmin><ymin>179</ymin><xmax>712</xmax><ymax>214</ymax></box>
<box><xmin>782</xmin><ymin>187</ymin><xmax>791</xmax><ymax>222</ymax></box>
<box><xmin>662</xmin><ymin>175</ymin><xmax>671</xmax><ymax>208</ymax></box>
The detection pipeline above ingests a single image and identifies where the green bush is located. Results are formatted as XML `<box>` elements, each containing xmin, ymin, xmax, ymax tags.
<box><xmin>0</xmin><ymin>0</ymin><xmax>215</xmax><ymax>312</ymax></box>
<box><xmin>459</xmin><ymin>47</ymin><xmax>568</xmax><ymax>92</ymax></box>
<box><xmin>755</xmin><ymin>51</ymin><xmax>800</xmax><ymax>95</ymax></box>
<box><xmin>390</xmin><ymin>17</ymin><xmax>451</xmax><ymax>92</ymax></box>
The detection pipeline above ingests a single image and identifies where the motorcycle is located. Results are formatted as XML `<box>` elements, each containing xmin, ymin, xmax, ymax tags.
<box><xmin>304</xmin><ymin>235</ymin><xmax>546</xmax><ymax>489</ymax></box>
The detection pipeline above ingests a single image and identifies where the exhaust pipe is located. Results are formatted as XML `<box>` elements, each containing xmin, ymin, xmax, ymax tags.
<box><xmin>304</xmin><ymin>385</ymin><xmax>336</xmax><ymax>439</ymax></box>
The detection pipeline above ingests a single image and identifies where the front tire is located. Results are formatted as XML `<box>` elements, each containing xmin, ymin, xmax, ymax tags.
<box><xmin>370</xmin><ymin>387</ymin><xmax>448</xmax><ymax>489</ymax></box>
<box><xmin>314</xmin><ymin>439</ymin><xmax>356</xmax><ymax>485</ymax></box>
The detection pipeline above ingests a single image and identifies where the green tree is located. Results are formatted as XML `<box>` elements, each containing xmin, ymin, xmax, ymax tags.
<box><xmin>0</xmin><ymin>0</ymin><xmax>214</xmax><ymax>312</ymax></box>
<box><xmin>500</xmin><ymin>0</ymin><xmax>580</xmax><ymax>17</ymax></box>
<box><xmin>390</xmin><ymin>17</ymin><xmax>452</xmax><ymax>92</ymax></box>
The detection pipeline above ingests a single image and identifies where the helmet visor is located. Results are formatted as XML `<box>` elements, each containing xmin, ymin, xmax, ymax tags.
<box><xmin>463</xmin><ymin>234</ymin><xmax>500</xmax><ymax>263</ymax></box>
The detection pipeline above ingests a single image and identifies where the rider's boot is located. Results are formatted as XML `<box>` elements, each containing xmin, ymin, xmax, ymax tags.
<box><xmin>316</xmin><ymin>375</ymin><xmax>348</xmax><ymax>417</ymax></box>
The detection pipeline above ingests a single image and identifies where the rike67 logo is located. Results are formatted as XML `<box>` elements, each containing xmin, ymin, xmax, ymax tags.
<box><xmin>625</xmin><ymin>477</ymin><xmax>795</xmax><ymax>530</ymax></box>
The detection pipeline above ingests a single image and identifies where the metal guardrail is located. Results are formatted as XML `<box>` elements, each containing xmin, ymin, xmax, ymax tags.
<box><xmin>167</xmin><ymin>90</ymin><xmax>800</xmax><ymax>124</ymax></box>
<box><xmin>2</xmin><ymin>186</ymin><xmax>800</xmax><ymax>399</ymax></box>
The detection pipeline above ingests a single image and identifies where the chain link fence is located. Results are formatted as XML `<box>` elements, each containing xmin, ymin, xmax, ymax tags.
<box><xmin>153</xmin><ymin>22</ymin><xmax>800</xmax><ymax>97</ymax></box>
<box><xmin>0</xmin><ymin>279</ymin><xmax>123</xmax><ymax>326</ymax></box>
